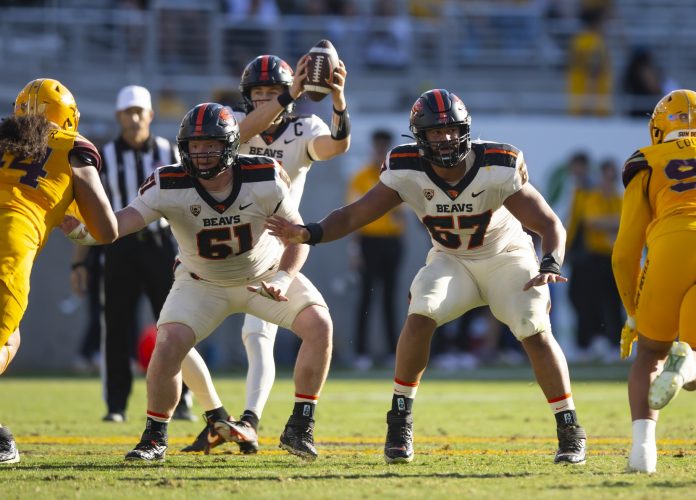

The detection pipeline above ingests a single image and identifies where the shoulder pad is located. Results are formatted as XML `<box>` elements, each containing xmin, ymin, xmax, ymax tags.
<box><xmin>238</xmin><ymin>154</ymin><xmax>277</xmax><ymax>183</ymax></box>
<box><xmin>622</xmin><ymin>149</ymin><xmax>650</xmax><ymax>187</ymax></box>
<box><xmin>480</xmin><ymin>142</ymin><xmax>519</xmax><ymax>168</ymax></box>
<box><xmin>158</xmin><ymin>165</ymin><xmax>194</xmax><ymax>190</ymax></box>
<box><xmin>387</xmin><ymin>144</ymin><xmax>422</xmax><ymax>171</ymax></box>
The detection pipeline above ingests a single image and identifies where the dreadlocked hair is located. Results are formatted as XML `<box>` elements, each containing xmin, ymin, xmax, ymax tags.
<box><xmin>0</xmin><ymin>115</ymin><xmax>52</xmax><ymax>160</ymax></box>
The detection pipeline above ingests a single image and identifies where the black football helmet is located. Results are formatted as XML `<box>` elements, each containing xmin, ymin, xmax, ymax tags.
<box><xmin>239</xmin><ymin>55</ymin><xmax>295</xmax><ymax>114</ymax></box>
<box><xmin>409</xmin><ymin>89</ymin><xmax>471</xmax><ymax>168</ymax></box>
<box><xmin>177</xmin><ymin>103</ymin><xmax>240</xmax><ymax>180</ymax></box>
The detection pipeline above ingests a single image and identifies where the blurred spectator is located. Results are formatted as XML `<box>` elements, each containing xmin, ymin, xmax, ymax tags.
<box><xmin>408</xmin><ymin>0</ymin><xmax>444</xmax><ymax>18</ymax></box>
<box><xmin>347</xmin><ymin>129</ymin><xmax>406</xmax><ymax>370</ymax></box>
<box><xmin>566</xmin><ymin>158</ymin><xmax>623</xmax><ymax>361</ymax></box>
<box><xmin>363</xmin><ymin>0</ymin><xmax>411</xmax><ymax>70</ymax></box>
<box><xmin>222</xmin><ymin>0</ymin><xmax>279</xmax><ymax>24</ymax></box>
<box><xmin>567</xmin><ymin>6</ymin><xmax>612</xmax><ymax>115</ymax></box>
<box><xmin>546</xmin><ymin>151</ymin><xmax>593</xmax><ymax>351</ymax></box>
<box><xmin>622</xmin><ymin>46</ymin><xmax>665</xmax><ymax>118</ymax></box>
<box><xmin>156</xmin><ymin>88</ymin><xmax>187</xmax><ymax>121</ymax></box>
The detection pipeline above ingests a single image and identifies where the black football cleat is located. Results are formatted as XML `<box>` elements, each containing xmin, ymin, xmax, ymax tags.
<box><xmin>554</xmin><ymin>425</ymin><xmax>587</xmax><ymax>464</ymax></box>
<box><xmin>279</xmin><ymin>415</ymin><xmax>317</xmax><ymax>461</ymax></box>
<box><xmin>384</xmin><ymin>411</ymin><xmax>414</xmax><ymax>464</ymax></box>
<box><xmin>0</xmin><ymin>427</ymin><xmax>20</xmax><ymax>464</ymax></box>
<box><xmin>125</xmin><ymin>431</ymin><xmax>168</xmax><ymax>462</ymax></box>
<box><xmin>181</xmin><ymin>415</ymin><xmax>224</xmax><ymax>454</ymax></box>
<box><xmin>214</xmin><ymin>419</ymin><xmax>259</xmax><ymax>454</ymax></box>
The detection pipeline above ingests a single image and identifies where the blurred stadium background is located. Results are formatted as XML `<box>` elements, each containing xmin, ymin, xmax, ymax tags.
<box><xmin>2</xmin><ymin>0</ymin><xmax>693</xmax><ymax>372</ymax></box>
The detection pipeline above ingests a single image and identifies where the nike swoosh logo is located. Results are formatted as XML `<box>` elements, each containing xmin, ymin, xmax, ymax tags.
<box><xmin>472</xmin><ymin>190</ymin><xmax>486</xmax><ymax>198</ymax></box>
<box><xmin>284</xmin><ymin>139</ymin><xmax>296</xmax><ymax>144</ymax></box>
<box><xmin>239</xmin><ymin>203</ymin><xmax>253</xmax><ymax>210</ymax></box>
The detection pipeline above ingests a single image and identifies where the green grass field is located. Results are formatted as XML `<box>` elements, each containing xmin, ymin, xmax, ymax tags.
<box><xmin>1</xmin><ymin>372</ymin><xmax>695</xmax><ymax>499</ymax></box>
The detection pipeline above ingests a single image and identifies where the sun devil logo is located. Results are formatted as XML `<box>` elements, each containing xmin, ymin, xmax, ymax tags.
<box><xmin>190</xmin><ymin>205</ymin><xmax>201</xmax><ymax>216</ymax></box>
<box><xmin>423</xmin><ymin>189</ymin><xmax>434</xmax><ymax>200</ymax></box>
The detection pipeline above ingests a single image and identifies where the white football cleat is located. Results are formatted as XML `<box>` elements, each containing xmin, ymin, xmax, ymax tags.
<box><xmin>649</xmin><ymin>341</ymin><xmax>696</xmax><ymax>410</ymax></box>
<box><xmin>628</xmin><ymin>441</ymin><xmax>657</xmax><ymax>473</ymax></box>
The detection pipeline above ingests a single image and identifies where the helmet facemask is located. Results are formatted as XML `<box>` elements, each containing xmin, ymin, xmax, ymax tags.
<box><xmin>414</xmin><ymin>122</ymin><xmax>471</xmax><ymax>169</ymax></box>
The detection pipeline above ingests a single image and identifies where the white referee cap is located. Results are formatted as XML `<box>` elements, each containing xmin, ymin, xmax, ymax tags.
<box><xmin>116</xmin><ymin>85</ymin><xmax>152</xmax><ymax>111</ymax></box>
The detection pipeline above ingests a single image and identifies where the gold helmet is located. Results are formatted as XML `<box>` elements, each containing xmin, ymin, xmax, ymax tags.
<box><xmin>649</xmin><ymin>89</ymin><xmax>696</xmax><ymax>145</ymax></box>
<box><xmin>14</xmin><ymin>78</ymin><xmax>80</xmax><ymax>132</ymax></box>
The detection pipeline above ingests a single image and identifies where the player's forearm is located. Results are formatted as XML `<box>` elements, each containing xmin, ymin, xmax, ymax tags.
<box><xmin>539</xmin><ymin>217</ymin><xmax>567</xmax><ymax>265</ymax></box>
<box><xmin>278</xmin><ymin>241</ymin><xmax>310</xmax><ymax>277</ymax></box>
<box><xmin>239</xmin><ymin>88</ymin><xmax>301</xmax><ymax>144</ymax></box>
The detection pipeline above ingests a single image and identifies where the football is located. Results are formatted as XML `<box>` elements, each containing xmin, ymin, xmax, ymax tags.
<box><xmin>304</xmin><ymin>39</ymin><xmax>339</xmax><ymax>102</ymax></box>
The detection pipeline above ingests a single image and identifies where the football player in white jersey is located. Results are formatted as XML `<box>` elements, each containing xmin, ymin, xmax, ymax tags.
<box><xmin>65</xmin><ymin>103</ymin><xmax>333</xmax><ymax>462</ymax></box>
<box><xmin>266</xmin><ymin>89</ymin><xmax>587</xmax><ymax>465</ymax></box>
<box><xmin>180</xmin><ymin>54</ymin><xmax>350</xmax><ymax>454</ymax></box>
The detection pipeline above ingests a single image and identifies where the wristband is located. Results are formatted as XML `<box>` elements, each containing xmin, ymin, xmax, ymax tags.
<box><xmin>71</xmin><ymin>261</ymin><xmax>87</xmax><ymax>270</ymax></box>
<box><xmin>277</xmin><ymin>90</ymin><xmax>295</xmax><ymax>108</ymax></box>
<box><xmin>539</xmin><ymin>252</ymin><xmax>562</xmax><ymax>275</ymax></box>
<box><xmin>330</xmin><ymin>107</ymin><xmax>350</xmax><ymax>140</ymax></box>
<box><xmin>300</xmin><ymin>222</ymin><xmax>323</xmax><ymax>245</ymax></box>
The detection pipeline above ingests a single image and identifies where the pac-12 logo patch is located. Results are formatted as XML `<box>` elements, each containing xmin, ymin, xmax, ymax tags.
<box><xmin>190</xmin><ymin>205</ymin><xmax>201</xmax><ymax>216</ymax></box>
<box><xmin>423</xmin><ymin>189</ymin><xmax>434</xmax><ymax>200</ymax></box>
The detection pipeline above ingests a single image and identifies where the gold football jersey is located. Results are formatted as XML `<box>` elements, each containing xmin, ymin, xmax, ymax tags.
<box><xmin>0</xmin><ymin>129</ymin><xmax>99</xmax><ymax>249</ymax></box>
<box><xmin>623</xmin><ymin>137</ymin><xmax>696</xmax><ymax>242</ymax></box>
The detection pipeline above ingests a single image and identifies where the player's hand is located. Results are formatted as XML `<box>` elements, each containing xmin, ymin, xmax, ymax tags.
<box><xmin>523</xmin><ymin>272</ymin><xmax>568</xmax><ymax>291</ymax></box>
<box><xmin>265</xmin><ymin>215</ymin><xmax>309</xmax><ymax>244</ymax></box>
<box><xmin>247</xmin><ymin>271</ymin><xmax>293</xmax><ymax>302</ymax></box>
<box><xmin>330</xmin><ymin>60</ymin><xmax>347</xmax><ymax>110</ymax></box>
<box><xmin>59</xmin><ymin>215</ymin><xmax>82</xmax><ymax>235</ymax></box>
<box><xmin>620</xmin><ymin>316</ymin><xmax>637</xmax><ymax>360</ymax></box>
<box><xmin>290</xmin><ymin>55</ymin><xmax>309</xmax><ymax>100</ymax></box>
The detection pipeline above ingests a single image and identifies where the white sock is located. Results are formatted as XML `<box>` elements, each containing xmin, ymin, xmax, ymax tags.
<box><xmin>243</xmin><ymin>331</ymin><xmax>276</xmax><ymax>418</ymax></box>
<box><xmin>629</xmin><ymin>419</ymin><xmax>657</xmax><ymax>473</ymax></box>
<box><xmin>394</xmin><ymin>378</ymin><xmax>419</xmax><ymax>399</ymax></box>
<box><xmin>632</xmin><ymin>418</ymin><xmax>656</xmax><ymax>445</ymax></box>
<box><xmin>181</xmin><ymin>348</ymin><xmax>223</xmax><ymax>411</ymax></box>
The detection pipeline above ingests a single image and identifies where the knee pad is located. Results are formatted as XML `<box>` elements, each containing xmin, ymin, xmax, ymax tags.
<box><xmin>509</xmin><ymin>312</ymin><xmax>551</xmax><ymax>341</ymax></box>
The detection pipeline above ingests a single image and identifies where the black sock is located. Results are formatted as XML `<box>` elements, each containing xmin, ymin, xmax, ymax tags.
<box><xmin>292</xmin><ymin>402</ymin><xmax>315</xmax><ymax>420</ymax></box>
<box><xmin>145</xmin><ymin>417</ymin><xmax>168</xmax><ymax>437</ymax></box>
<box><xmin>240</xmin><ymin>410</ymin><xmax>259</xmax><ymax>430</ymax></box>
<box><xmin>555</xmin><ymin>410</ymin><xmax>578</xmax><ymax>427</ymax></box>
<box><xmin>205</xmin><ymin>406</ymin><xmax>229</xmax><ymax>423</ymax></box>
<box><xmin>391</xmin><ymin>395</ymin><xmax>414</xmax><ymax>415</ymax></box>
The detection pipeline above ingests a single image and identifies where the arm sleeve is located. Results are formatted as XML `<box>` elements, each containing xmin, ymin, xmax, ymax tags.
<box><xmin>612</xmin><ymin>169</ymin><xmax>652</xmax><ymax>316</ymax></box>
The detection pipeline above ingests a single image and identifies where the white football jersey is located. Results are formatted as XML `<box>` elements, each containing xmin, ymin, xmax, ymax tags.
<box><xmin>128</xmin><ymin>155</ymin><xmax>299</xmax><ymax>286</ymax></box>
<box><xmin>380</xmin><ymin>140</ymin><xmax>531</xmax><ymax>259</ymax></box>
<box><xmin>234</xmin><ymin>111</ymin><xmax>330</xmax><ymax>205</ymax></box>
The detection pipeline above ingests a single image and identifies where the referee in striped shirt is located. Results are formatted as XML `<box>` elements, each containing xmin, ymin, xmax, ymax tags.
<box><xmin>100</xmin><ymin>86</ymin><xmax>193</xmax><ymax>422</ymax></box>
